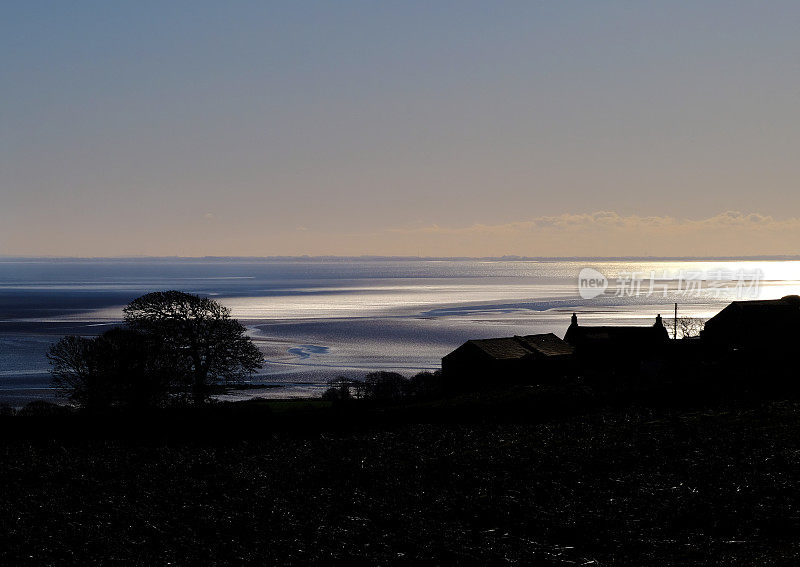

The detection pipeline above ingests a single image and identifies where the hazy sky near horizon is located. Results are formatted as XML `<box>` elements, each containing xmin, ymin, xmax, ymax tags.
<box><xmin>2</xmin><ymin>1</ymin><xmax>800</xmax><ymax>257</ymax></box>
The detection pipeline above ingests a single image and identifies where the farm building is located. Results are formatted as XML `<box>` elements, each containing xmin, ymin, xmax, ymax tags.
<box><xmin>564</xmin><ymin>312</ymin><xmax>670</xmax><ymax>357</ymax></box>
<box><xmin>441</xmin><ymin>333</ymin><xmax>574</xmax><ymax>387</ymax></box>
<box><xmin>701</xmin><ymin>294</ymin><xmax>800</xmax><ymax>350</ymax></box>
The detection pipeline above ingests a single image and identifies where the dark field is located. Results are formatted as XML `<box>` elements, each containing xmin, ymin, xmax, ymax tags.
<box><xmin>3</xmin><ymin>400</ymin><xmax>800</xmax><ymax>565</ymax></box>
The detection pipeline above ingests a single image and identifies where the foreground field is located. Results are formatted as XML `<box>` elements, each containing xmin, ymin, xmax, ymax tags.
<box><xmin>3</xmin><ymin>400</ymin><xmax>800</xmax><ymax>565</ymax></box>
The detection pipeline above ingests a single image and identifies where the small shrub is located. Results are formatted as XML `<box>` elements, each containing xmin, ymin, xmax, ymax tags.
<box><xmin>406</xmin><ymin>370</ymin><xmax>444</xmax><ymax>400</ymax></box>
<box><xmin>322</xmin><ymin>377</ymin><xmax>355</xmax><ymax>401</ymax></box>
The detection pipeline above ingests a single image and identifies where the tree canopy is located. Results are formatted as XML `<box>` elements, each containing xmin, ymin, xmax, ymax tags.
<box><xmin>124</xmin><ymin>291</ymin><xmax>263</xmax><ymax>404</ymax></box>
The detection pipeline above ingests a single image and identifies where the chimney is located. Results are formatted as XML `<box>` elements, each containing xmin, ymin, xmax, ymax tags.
<box><xmin>571</xmin><ymin>312</ymin><xmax>578</xmax><ymax>326</ymax></box>
<box><xmin>655</xmin><ymin>314</ymin><xmax>663</xmax><ymax>327</ymax></box>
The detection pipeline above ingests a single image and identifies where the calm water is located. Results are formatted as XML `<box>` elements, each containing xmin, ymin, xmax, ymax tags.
<box><xmin>1</xmin><ymin>258</ymin><xmax>799</xmax><ymax>404</ymax></box>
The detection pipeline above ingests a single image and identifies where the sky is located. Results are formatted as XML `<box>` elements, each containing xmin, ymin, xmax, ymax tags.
<box><xmin>2</xmin><ymin>1</ymin><xmax>800</xmax><ymax>257</ymax></box>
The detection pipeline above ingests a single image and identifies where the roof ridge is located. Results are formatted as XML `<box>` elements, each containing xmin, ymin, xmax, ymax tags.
<box><xmin>511</xmin><ymin>335</ymin><xmax>537</xmax><ymax>353</ymax></box>
<box><xmin>574</xmin><ymin>325</ymin><xmax>661</xmax><ymax>330</ymax></box>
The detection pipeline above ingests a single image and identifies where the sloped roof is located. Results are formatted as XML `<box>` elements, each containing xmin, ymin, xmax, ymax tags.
<box><xmin>711</xmin><ymin>295</ymin><xmax>800</xmax><ymax>320</ymax></box>
<box><xmin>516</xmin><ymin>333</ymin><xmax>575</xmax><ymax>357</ymax></box>
<box><xmin>465</xmin><ymin>333</ymin><xmax>573</xmax><ymax>360</ymax></box>
<box><xmin>703</xmin><ymin>295</ymin><xmax>800</xmax><ymax>340</ymax></box>
<box><xmin>466</xmin><ymin>337</ymin><xmax>533</xmax><ymax>360</ymax></box>
<box><xmin>565</xmin><ymin>324</ymin><xmax>669</xmax><ymax>346</ymax></box>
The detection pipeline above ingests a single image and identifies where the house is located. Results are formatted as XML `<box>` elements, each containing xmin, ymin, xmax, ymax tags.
<box><xmin>441</xmin><ymin>333</ymin><xmax>574</xmax><ymax>387</ymax></box>
<box><xmin>701</xmin><ymin>294</ymin><xmax>800</xmax><ymax>350</ymax></box>
<box><xmin>564</xmin><ymin>312</ymin><xmax>670</xmax><ymax>354</ymax></box>
<box><xmin>564</xmin><ymin>312</ymin><xmax>670</xmax><ymax>374</ymax></box>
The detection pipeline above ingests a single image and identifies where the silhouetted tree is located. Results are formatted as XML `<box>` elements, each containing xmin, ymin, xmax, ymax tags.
<box><xmin>93</xmin><ymin>327</ymin><xmax>174</xmax><ymax>408</ymax></box>
<box><xmin>406</xmin><ymin>370</ymin><xmax>444</xmax><ymax>400</ymax></box>
<box><xmin>48</xmin><ymin>327</ymin><xmax>172</xmax><ymax>410</ymax></box>
<box><xmin>124</xmin><ymin>291</ymin><xmax>263</xmax><ymax>404</ymax></box>
<box><xmin>360</xmin><ymin>371</ymin><xmax>408</xmax><ymax>401</ymax></box>
<box><xmin>49</xmin><ymin>335</ymin><xmax>111</xmax><ymax>409</ymax></box>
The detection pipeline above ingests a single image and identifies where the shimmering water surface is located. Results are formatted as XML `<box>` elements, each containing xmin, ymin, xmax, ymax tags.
<box><xmin>1</xmin><ymin>258</ymin><xmax>798</xmax><ymax>403</ymax></box>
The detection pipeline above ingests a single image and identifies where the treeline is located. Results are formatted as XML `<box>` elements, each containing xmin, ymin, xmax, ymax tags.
<box><xmin>322</xmin><ymin>370</ymin><xmax>444</xmax><ymax>402</ymax></box>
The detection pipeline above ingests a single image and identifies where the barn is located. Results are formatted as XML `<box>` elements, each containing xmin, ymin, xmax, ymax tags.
<box><xmin>701</xmin><ymin>294</ymin><xmax>800</xmax><ymax>350</ymax></box>
<box><xmin>441</xmin><ymin>333</ymin><xmax>574</xmax><ymax>388</ymax></box>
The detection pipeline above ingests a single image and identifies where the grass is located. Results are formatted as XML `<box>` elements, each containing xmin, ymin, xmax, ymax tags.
<box><xmin>3</xmin><ymin>395</ymin><xmax>800</xmax><ymax>564</ymax></box>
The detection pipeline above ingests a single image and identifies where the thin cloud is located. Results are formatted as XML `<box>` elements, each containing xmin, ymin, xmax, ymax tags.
<box><xmin>390</xmin><ymin>211</ymin><xmax>800</xmax><ymax>235</ymax></box>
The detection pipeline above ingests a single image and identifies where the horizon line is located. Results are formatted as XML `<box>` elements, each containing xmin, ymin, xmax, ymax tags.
<box><xmin>2</xmin><ymin>254</ymin><xmax>800</xmax><ymax>262</ymax></box>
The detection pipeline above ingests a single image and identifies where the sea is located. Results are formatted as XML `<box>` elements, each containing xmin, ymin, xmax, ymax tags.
<box><xmin>1</xmin><ymin>257</ymin><xmax>798</xmax><ymax>405</ymax></box>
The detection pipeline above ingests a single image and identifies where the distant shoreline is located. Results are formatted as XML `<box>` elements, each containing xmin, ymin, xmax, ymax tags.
<box><xmin>3</xmin><ymin>255</ymin><xmax>800</xmax><ymax>263</ymax></box>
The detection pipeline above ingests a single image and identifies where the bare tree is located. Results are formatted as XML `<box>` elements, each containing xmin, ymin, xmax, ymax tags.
<box><xmin>48</xmin><ymin>335</ymin><xmax>103</xmax><ymax>408</ymax></box>
<box><xmin>48</xmin><ymin>328</ymin><xmax>173</xmax><ymax>409</ymax></box>
<box><xmin>676</xmin><ymin>317</ymin><xmax>705</xmax><ymax>339</ymax></box>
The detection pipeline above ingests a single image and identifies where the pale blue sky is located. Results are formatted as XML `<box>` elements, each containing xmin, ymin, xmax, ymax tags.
<box><xmin>2</xmin><ymin>1</ymin><xmax>800</xmax><ymax>256</ymax></box>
